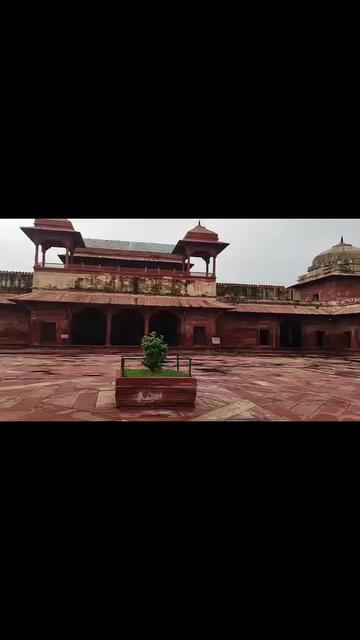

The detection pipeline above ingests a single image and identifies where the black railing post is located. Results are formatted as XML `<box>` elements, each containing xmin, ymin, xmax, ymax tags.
<box><xmin>177</xmin><ymin>355</ymin><xmax>179</xmax><ymax>372</ymax></box>
<box><xmin>121</xmin><ymin>357</ymin><xmax>125</xmax><ymax>377</ymax></box>
<box><xmin>189</xmin><ymin>358</ymin><xmax>192</xmax><ymax>377</ymax></box>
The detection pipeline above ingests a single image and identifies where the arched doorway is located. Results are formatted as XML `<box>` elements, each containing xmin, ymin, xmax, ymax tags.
<box><xmin>71</xmin><ymin>308</ymin><xmax>107</xmax><ymax>345</ymax></box>
<box><xmin>111</xmin><ymin>310</ymin><xmax>144</xmax><ymax>345</ymax></box>
<box><xmin>149</xmin><ymin>311</ymin><xmax>180</xmax><ymax>346</ymax></box>
<box><xmin>280</xmin><ymin>318</ymin><xmax>302</xmax><ymax>348</ymax></box>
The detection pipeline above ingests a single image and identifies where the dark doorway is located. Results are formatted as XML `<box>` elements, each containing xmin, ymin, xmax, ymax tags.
<box><xmin>71</xmin><ymin>308</ymin><xmax>107</xmax><ymax>345</ymax></box>
<box><xmin>260</xmin><ymin>329</ymin><xmax>270</xmax><ymax>345</ymax></box>
<box><xmin>193</xmin><ymin>326</ymin><xmax>206</xmax><ymax>345</ymax></box>
<box><xmin>344</xmin><ymin>331</ymin><xmax>352</xmax><ymax>348</ymax></box>
<box><xmin>111</xmin><ymin>310</ymin><xmax>144</xmax><ymax>345</ymax></box>
<box><xmin>40</xmin><ymin>322</ymin><xmax>57</xmax><ymax>345</ymax></box>
<box><xmin>149</xmin><ymin>311</ymin><xmax>180</xmax><ymax>346</ymax></box>
<box><xmin>316</xmin><ymin>331</ymin><xmax>325</xmax><ymax>347</ymax></box>
<box><xmin>280</xmin><ymin>319</ymin><xmax>302</xmax><ymax>348</ymax></box>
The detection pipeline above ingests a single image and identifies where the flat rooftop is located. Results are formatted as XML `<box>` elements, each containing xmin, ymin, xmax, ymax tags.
<box><xmin>83</xmin><ymin>239</ymin><xmax>176</xmax><ymax>254</ymax></box>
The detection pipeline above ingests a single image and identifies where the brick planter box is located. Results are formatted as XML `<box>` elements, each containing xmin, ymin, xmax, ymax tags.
<box><xmin>115</xmin><ymin>372</ymin><xmax>197</xmax><ymax>408</ymax></box>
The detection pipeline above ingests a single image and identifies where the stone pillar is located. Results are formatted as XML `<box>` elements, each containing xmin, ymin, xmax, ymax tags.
<box><xmin>144</xmin><ymin>310</ymin><xmax>150</xmax><ymax>336</ymax></box>
<box><xmin>34</xmin><ymin>244</ymin><xmax>39</xmax><ymax>266</ymax></box>
<box><xmin>180</xmin><ymin>311</ymin><xmax>186</xmax><ymax>347</ymax></box>
<box><xmin>65</xmin><ymin>247</ymin><xmax>70</xmax><ymax>268</ymax></box>
<box><xmin>31</xmin><ymin>317</ymin><xmax>39</xmax><ymax>346</ymax></box>
<box><xmin>272</xmin><ymin>326</ymin><xmax>277</xmax><ymax>348</ymax></box>
<box><xmin>205</xmin><ymin>258</ymin><xmax>210</xmax><ymax>277</ymax></box>
<box><xmin>42</xmin><ymin>247</ymin><xmax>46</xmax><ymax>267</ymax></box>
<box><xmin>273</xmin><ymin>324</ymin><xmax>279</xmax><ymax>348</ymax></box>
<box><xmin>106</xmin><ymin>308</ymin><xmax>112</xmax><ymax>346</ymax></box>
<box><xmin>212</xmin><ymin>256</ymin><xmax>216</xmax><ymax>277</ymax></box>
<box><xmin>67</xmin><ymin>306</ymin><xmax>72</xmax><ymax>344</ymax></box>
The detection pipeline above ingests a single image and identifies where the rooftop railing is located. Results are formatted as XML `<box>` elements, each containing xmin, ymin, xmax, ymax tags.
<box><xmin>35</xmin><ymin>263</ymin><xmax>214</xmax><ymax>278</ymax></box>
<box><xmin>39</xmin><ymin>263</ymin><xmax>65</xmax><ymax>269</ymax></box>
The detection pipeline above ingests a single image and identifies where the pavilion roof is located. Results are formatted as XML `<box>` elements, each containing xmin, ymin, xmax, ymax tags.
<box><xmin>0</xmin><ymin>294</ymin><xmax>15</xmax><ymax>304</ymax></box>
<box><xmin>9</xmin><ymin>292</ymin><xmax>234</xmax><ymax>309</ymax></box>
<box><xmin>229</xmin><ymin>303</ymin><xmax>360</xmax><ymax>315</ymax></box>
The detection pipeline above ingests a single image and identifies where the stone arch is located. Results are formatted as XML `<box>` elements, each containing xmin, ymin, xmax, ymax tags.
<box><xmin>280</xmin><ymin>318</ymin><xmax>302</xmax><ymax>348</ymax></box>
<box><xmin>71</xmin><ymin>307</ymin><xmax>107</xmax><ymax>345</ymax></box>
<box><xmin>111</xmin><ymin>309</ymin><xmax>145</xmax><ymax>346</ymax></box>
<box><xmin>149</xmin><ymin>310</ymin><xmax>180</xmax><ymax>346</ymax></box>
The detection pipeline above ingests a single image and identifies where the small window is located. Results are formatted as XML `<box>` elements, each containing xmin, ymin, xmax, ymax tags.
<box><xmin>312</xmin><ymin>294</ymin><xmax>320</xmax><ymax>302</ymax></box>
<box><xmin>344</xmin><ymin>332</ymin><xmax>351</xmax><ymax>348</ymax></box>
<box><xmin>316</xmin><ymin>331</ymin><xmax>325</xmax><ymax>347</ymax></box>
<box><xmin>259</xmin><ymin>329</ymin><xmax>270</xmax><ymax>345</ymax></box>
<box><xmin>194</xmin><ymin>326</ymin><xmax>206</xmax><ymax>345</ymax></box>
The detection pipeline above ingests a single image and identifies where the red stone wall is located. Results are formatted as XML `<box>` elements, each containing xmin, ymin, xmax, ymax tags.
<box><xmin>217</xmin><ymin>282</ymin><xmax>292</xmax><ymax>302</ymax></box>
<box><xmin>182</xmin><ymin>310</ymin><xmax>218</xmax><ymax>347</ymax></box>
<box><xmin>0</xmin><ymin>305</ymin><xmax>31</xmax><ymax>345</ymax></box>
<box><xmin>1</xmin><ymin>301</ymin><xmax>358</xmax><ymax>351</ymax></box>
<box><xmin>293</xmin><ymin>276</ymin><xmax>360</xmax><ymax>302</ymax></box>
<box><xmin>217</xmin><ymin>313</ymin><xmax>278</xmax><ymax>348</ymax></box>
<box><xmin>30</xmin><ymin>305</ymin><xmax>69</xmax><ymax>346</ymax></box>
<box><xmin>300</xmin><ymin>317</ymin><xmax>359</xmax><ymax>350</ymax></box>
<box><xmin>217</xmin><ymin>312</ymin><xmax>360</xmax><ymax>351</ymax></box>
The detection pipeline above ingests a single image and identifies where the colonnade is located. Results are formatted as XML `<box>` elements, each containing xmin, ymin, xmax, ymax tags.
<box><xmin>69</xmin><ymin>307</ymin><xmax>182</xmax><ymax>347</ymax></box>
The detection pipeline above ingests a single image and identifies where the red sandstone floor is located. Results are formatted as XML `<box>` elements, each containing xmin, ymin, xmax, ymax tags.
<box><xmin>0</xmin><ymin>352</ymin><xmax>359</xmax><ymax>422</ymax></box>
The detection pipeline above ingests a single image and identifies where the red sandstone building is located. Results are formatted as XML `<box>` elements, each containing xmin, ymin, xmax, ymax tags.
<box><xmin>0</xmin><ymin>219</ymin><xmax>359</xmax><ymax>351</ymax></box>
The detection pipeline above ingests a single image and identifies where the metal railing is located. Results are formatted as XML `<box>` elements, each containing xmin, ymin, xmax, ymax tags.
<box><xmin>120</xmin><ymin>355</ymin><xmax>193</xmax><ymax>377</ymax></box>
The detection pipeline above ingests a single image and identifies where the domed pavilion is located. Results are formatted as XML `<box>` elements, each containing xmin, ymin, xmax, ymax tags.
<box><xmin>299</xmin><ymin>237</ymin><xmax>360</xmax><ymax>282</ymax></box>
<box><xmin>291</xmin><ymin>237</ymin><xmax>360</xmax><ymax>302</ymax></box>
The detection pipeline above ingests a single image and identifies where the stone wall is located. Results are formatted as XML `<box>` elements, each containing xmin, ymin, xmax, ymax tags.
<box><xmin>292</xmin><ymin>276</ymin><xmax>360</xmax><ymax>303</ymax></box>
<box><xmin>0</xmin><ymin>306</ymin><xmax>31</xmax><ymax>345</ymax></box>
<box><xmin>301</xmin><ymin>316</ymin><xmax>360</xmax><ymax>350</ymax></box>
<box><xmin>29</xmin><ymin>305</ymin><xmax>69</xmax><ymax>346</ymax></box>
<box><xmin>217</xmin><ymin>313</ymin><xmax>278</xmax><ymax>348</ymax></box>
<box><xmin>33</xmin><ymin>269</ymin><xmax>216</xmax><ymax>297</ymax></box>
<box><xmin>216</xmin><ymin>312</ymin><xmax>360</xmax><ymax>351</ymax></box>
<box><xmin>182</xmin><ymin>309</ymin><xmax>218</xmax><ymax>347</ymax></box>
<box><xmin>0</xmin><ymin>271</ymin><xmax>33</xmax><ymax>292</ymax></box>
<box><xmin>217</xmin><ymin>282</ymin><xmax>293</xmax><ymax>303</ymax></box>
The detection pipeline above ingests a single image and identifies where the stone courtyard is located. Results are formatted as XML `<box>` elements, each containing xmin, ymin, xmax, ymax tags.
<box><xmin>0</xmin><ymin>351</ymin><xmax>359</xmax><ymax>422</ymax></box>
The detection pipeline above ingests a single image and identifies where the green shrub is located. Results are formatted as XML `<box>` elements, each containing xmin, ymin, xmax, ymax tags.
<box><xmin>141</xmin><ymin>331</ymin><xmax>168</xmax><ymax>372</ymax></box>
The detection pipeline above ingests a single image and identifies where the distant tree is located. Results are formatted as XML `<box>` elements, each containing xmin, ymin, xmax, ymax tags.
<box><xmin>141</xmin><ymin>332</ymin><xmax>168</xmax><ymax>372</ymax></box>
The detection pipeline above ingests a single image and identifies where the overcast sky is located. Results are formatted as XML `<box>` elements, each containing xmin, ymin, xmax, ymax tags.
<box><xmin>0</xmin><ymin>218</ymin><xmax>358</xmax><ymax>287</ymax></box>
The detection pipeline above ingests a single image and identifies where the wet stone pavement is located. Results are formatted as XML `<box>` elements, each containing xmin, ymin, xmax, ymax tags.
<box><xmin>0</xmin><ymin>352</ymin><xmax>359</xmax><ymax>422</ymax></box>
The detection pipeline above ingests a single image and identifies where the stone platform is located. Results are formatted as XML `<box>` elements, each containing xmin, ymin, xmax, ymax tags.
<box><xmin>0</xmin><ymin>351</ymin><xmax>359</xmax><ymax>422</ymax></box>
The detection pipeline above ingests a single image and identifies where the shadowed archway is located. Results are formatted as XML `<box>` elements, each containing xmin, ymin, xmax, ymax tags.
<box><xmin>71</xmin><ymin>308</ymin><xmax>107</xmax><ymax>345</ymax></box>
<box><xmin>111</xmin><ymin>310</ymin><xmax>144</xmax><ymax>345</ymax></box>
<box><xmin>280</xmin><ymin>318</ymin><xmax>302</xmax><ymax>348</ymax></box>
<box><xmin>149</xmin><ymin>311</ymin><xmax>180</xmax><ymax>346</ymax></box>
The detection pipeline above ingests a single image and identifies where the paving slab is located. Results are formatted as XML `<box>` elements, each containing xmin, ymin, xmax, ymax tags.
<box><xmin>0</xmin><ymin>351</ymin><xmax>359</xmax><ymax>423</ymax></box>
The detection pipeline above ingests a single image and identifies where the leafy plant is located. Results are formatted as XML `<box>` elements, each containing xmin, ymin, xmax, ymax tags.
<box><xmin>141</xmin><ymin>331</ymin><xmax>168</xmax><ymax>372</ymax></box>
